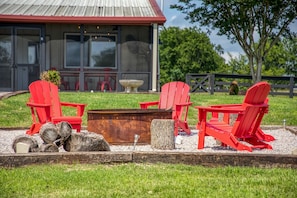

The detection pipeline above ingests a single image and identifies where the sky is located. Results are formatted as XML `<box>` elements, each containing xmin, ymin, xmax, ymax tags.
<box><xmin>156</xmin><ymin>0</ymin><xmax>297</xmax><ymax>62</ymax></box>
<box><xmin>156</xmin><ymin>0</ymin><xmax>243</xmax><ymax>62</ymax></box>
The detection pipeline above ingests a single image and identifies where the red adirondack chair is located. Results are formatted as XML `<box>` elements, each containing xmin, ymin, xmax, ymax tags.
<box><xmin>96</xmin><ymin>69</ymin><xmax>113</xmax><ymax>92</ymax></box>
<box><xmin>209</xmin><ymin>82</ymin><xmax>274</xmax><ymax>142</ymax></box>
<box><xmin>195</xmin><ymin>81</ymin><xmax>273</xmax><ymax>152</ymax></box>
<box><xmin>140</xmin><ymin>81</ymin><xmax>192</xmax><ymax>136</ymax></box>
<box><xmin>26</xmin><ymin>80</ymin><xmax>86</xmax><ymax>135</ymax></box>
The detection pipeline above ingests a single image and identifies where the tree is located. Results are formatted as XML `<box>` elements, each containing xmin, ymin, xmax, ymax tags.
<box><xmin>172</xmin><ymin>0</ymin><xmax>297</xmax><ymax>83</ymax></box>
<box><xmin>264</xmin><ymin>37</ymin><xmax>297</xmax><ymax>76</ymax></box>
<box><xmin>159</xmin><ymin>26</ymin><xmax>225</xmax><ymax>85</ymax></box>
<box><xmin>227</xmin><ymin>37</ymin><xmax>297</xmax><ymax>76</ymax></box>
<box><xmin>226</xmin><ymin>54</ymin><xmax>249</xmax><ymax>74</ymax></box>
<box><xmin>282</xmin><ymin>37</ymin><xmax>297</xmax><ymax>76</ymax></box>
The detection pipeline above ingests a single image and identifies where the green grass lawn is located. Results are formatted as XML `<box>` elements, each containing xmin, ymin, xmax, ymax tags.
<box><xmin>0</xmin><ymin>92</ymin><xmax>296</xmax><ymax>197</ymax></box>
<box><xmin>0</xmin><ymin>91</ymin><xmax>296</xmax><ymax>128</ymax></box>
<box><xmin>1</xmin><ymin>163</ymin><xmax>296</xmax><ymax>198</ymax></box>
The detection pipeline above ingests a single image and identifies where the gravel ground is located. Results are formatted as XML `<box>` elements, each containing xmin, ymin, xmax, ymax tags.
<box><xmin>1</xmin><ymin>128</ymin><xmax>296</xmax><ymax>154</ymax></box>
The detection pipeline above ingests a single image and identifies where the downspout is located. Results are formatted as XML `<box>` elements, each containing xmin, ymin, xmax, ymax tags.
<box><xmin>79</xmin><ymin>24</ymin><xmax>84</xmax><ymax>91</ymax></box>
<box><xmin>40</xmin><ymin>25</ymin><xmax>46</xmax><ymax>72</ymax></box>
<box><xmin>152</xmin><ymin>23</ymin><xmax>158</xmax><ymax>92</ymax></box>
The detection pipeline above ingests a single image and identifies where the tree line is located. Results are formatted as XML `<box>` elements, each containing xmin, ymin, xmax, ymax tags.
<box><xmin>159</xmin><ymin>0</ymin><xmax>297</xmax><ymax>85</ymax></box>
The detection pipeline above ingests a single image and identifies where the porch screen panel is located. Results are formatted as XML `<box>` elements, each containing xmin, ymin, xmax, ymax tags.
<box><xmin>120</xmin><ymin>26</ymin><xmax>151</xmax><ymax>72</ymax></box>
<box><xmin>65</xmin><ymin>35</ymin><xmax>89</xmax><ymax>67</ymax></box>
<box><xmin>65</xmin><ymin>34</ymin><xmax>116</xmax><ymax>68</ymax></box>
<box><xmin>90</xmin><ymin>35</ymin><xmax>116</xmax><ymax>68</ymax></box>
<box><xmin>16</xmin><ymin>29</ymin><xmax>40</xmax><ymax>65</ymax></box>
<box><xmin>0</xmin><ymin>28</ymin><xmax>12</xmax><ymax>88</ymax></box>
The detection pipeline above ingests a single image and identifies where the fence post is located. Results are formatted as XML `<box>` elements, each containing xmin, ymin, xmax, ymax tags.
<box><xmin>186</xmin><ymin>74</ymin><xmax>190</xmax><ymax>86</ymax></box>
<box><xmin>209</xmin><ymin>74</ymin><xmax>215</xmax><ymax>95</ymax></box>
<box><xmin>289</xmin><ymin>76</ymin><xmax>294</xmax><ymax>98</ymax></box>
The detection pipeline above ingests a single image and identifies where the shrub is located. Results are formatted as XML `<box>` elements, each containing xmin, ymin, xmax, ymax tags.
<box><xmin>229</xmin><ymin>80</ymin><xmax>239</xmax><ymax>95</ymax></box>
<box><xmin>40</xmin><ymin>70</ymin><xmax>61</xmax><ymax>86</ymax></box>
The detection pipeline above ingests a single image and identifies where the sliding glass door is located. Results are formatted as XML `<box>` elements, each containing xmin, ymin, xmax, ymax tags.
<box><xmin>0</xmin><ymin>25</ymin><xmax>42</xmax><ymax>91</ymax></box>
<box><xmin>0</xmin><ymin>27</ymin><xmax>13</xmax><ymax>91</ymax></box>
<box><xmin>15</xmin><ymin>27</ymin><xmax>41</xmax><ymax>90</ymax></box>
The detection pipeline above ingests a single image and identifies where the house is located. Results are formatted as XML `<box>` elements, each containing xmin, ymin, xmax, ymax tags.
<box><xmin>0</xmin><ymin>0</ymin><xmax>166</xmax><ymax>92</ymax></box>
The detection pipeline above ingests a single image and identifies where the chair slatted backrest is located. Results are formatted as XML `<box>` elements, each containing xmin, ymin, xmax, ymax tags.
<box><xmin>232</xmin><ymin>82</ymin><xmax>270</xmax><ymax>138</ymax></box>
<box><xmin>159</xmin><ymin>81</ymin><xmax>190</xmax><ymax>111</ymax></box>
<box><xmin>231</xmin><ymin>104</ymin><xmax>267</xmax><ymax>139</ymax></box>
<box><xmin>28</xmin><ymin>80</ymin><xmax>62</xmax><ymax>122</ymax></box>
<box><xmin>243</xmin><ymin>82</ymin><xmax>270</xmax><ymax>105</ymax></box>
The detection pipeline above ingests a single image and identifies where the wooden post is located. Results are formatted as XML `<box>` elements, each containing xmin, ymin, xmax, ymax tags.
<box><xmin>150</xmin><ymin>119</ymin><xmax>175</xmax><ymax>150</ymax></box>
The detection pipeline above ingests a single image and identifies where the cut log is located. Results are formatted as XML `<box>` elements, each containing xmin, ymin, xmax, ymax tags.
<box><xmin>150</xmin><ymin>119</ymin><xmax>175</xmax><ymax>150</ymax></box>
<box><xmin>39</xmin><ymin>143</ymin><xmax>59</xmax><ymax>152</ymax></box>
<box><xmin>12</xmin><ymin>134</ymin><xmax>39</xmax><ymax>153</ymax></box>
<box><xmin>56</xmin><ymin>121</ymin><xmax>72</xmax><ymax>146</ymax></box>
<box><xmin>39</xmin><ymin>122</ymin><xmax>59</xmax><ymax>144</ymax></box>
<box><xmin>63</xmin><ymin>131</ymin><xmax>110</xmax><ymax>152</ymax></box>
<box><xmin>56</xmin><ymin>121</ymin><xmax>72</xmax><ymax>140</ymax></box>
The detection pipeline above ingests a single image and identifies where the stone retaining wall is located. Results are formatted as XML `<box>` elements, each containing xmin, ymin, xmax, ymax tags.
<box><xmin>1</xmin><ymin>152</ymin><xmax>296</xmax><ymax>168</ymax></box>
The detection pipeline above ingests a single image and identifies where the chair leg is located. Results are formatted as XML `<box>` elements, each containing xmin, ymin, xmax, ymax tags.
<box><xmin>26</xmin><ymin>123</ymin><xmax>42</xmax><ymax>135</ymax></box>
<box><xmin>101</xmin><ymin>82</ymin><xmax>106</xmax><ymax>91</ymax></box>
<box><xmin>174</xmin><ymin>121</ymin><xmax>179</xmax><ymax>136</ymax></box>
<box><xmin>76</xmin><ymin>81</ymin><xmax>88</xmax><ymax>91</ymax></box>
<box><xmin>197</xmin><ymin>123</ymin><xmax>206</xmax><ymax>149</ymax></box>
<box><xmin>244</xmin><ymin>136</ymin><xmax>273</xmax><ymax>149</ymax></box>
<box><xmin>75</xmin><ymin>81</ymin><xmax>79</xmax><ymax>91</ymax></box>
<box><xmin>255</xmin><ymin>128</ymin><xmax>275</xmax><ymax>142</ymax></box>
<box><xmin>177</xmin><ymin>121</ymin><xmax>191</xmax><ymax>135</ymax></box>
<box><xmin>72</xmin><ymin>124</ymin><xmax>81</xmax><ymax>132</ymax></box>
<box><xmin>207</xmin><ymin>129</ymin><xmax>253</xmax><ymax>152</ymax></box>
<box><xmin>61</xmin><ymin>82</ymin><xmax>70</xmax><ymax>90</ymax></box>
<box><xmin>96</xmin><ymin>82</ymin><xmax>101</xmax><ymax>90</ymax></box>
<box><xmin>101</xmin><ymin>81</ymin><xmax>112</xmax><ymax>91</ymax></box>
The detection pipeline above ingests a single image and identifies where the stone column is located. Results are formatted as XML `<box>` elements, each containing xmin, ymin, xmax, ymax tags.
<box><xmin>150</xmin><ymin>119</ymin><xmax>175</xmax><ymax>150</ymax></box>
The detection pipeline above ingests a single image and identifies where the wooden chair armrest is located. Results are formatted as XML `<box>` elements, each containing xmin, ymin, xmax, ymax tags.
<box><xmin>209</xmin><ymin>104</ymin><xmax>243</xmax><ymax>122</ymax></box>
<box><xmin>60</xmin><ymin>102</ymin><xmax>86</xmax><ymax>116</ymax></box>
<box><xmin>195</xmin><ymin>106</ymin><xmax>245</xmax><ymax>114</ymax></box>
<box><xmin>195</xmin><ymin>106</ymin><xmax>245</xmax><ymax>124</ymax></box>
<box><xmin>175</xmin><ymin>102</ymin><xmax>193</xmax><ymax>107</ymax></box>
<box><xmin>27</xmin><ymin>102</ymin><xmax>51</xmax><ymax>108</ymax></box>
<box><xmin>210</xmin><ymin>104</ymin><xmax>242</xmax><ymax>108</ymax></box>
<box><xmin>26</xmin><ymin>102</ymin><xmax>51</xmax><ymax>124</ymax></box>
<box><xmin>60</xmin><ymin>102</ymin><xmax>86</xmax><ymax>108</ymax></box>
<box><xmin>174</xmin><ymin>102</ymin><xmax>193</xmax><ymax>120</ymax></box>
<box><xmin>139</xmin><ymin>101</ymin><xmax>159</xmax><ymax>109</ymax></box>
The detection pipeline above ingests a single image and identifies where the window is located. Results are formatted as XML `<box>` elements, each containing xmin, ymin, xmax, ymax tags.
<box><xmin>65</xmin><ymin>34</ymin><xmax>89</xmax><ymax>67</ymax></box>
<box><xmin>65</xmin><ymin>34</ymin><xmax>117</xmax><ymax>68</ymax></box>
<box><xmin>0</xmin><ymin>35</ymin><xmax>11</xmax><ymax>66</ymax></box>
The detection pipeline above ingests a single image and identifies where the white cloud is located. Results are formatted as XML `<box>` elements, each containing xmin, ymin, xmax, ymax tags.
<box><xmin>169</xmin><ymin>15</ymin><xmax>177</xmax><ymax>22</ymax></box>
<box><xmin>221</xmin><ymin>52</ymin><xmax>242</xmax><ymax>63</ymax></box>
<box><xmin>158</xmin><ymin>0</ymin><xmax>243</xmax><ymax>55</ymax></box>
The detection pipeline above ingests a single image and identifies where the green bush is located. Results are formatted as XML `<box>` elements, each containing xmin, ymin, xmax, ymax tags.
<box><xmin>40</xmin><ymin>70</ymin><xmax>61</xmax><ymax>86</ymax></box>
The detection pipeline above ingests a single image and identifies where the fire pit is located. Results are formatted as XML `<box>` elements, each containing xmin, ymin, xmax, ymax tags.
<box><xmin>87</xmin><ymin>109</ymin><xmax>172</xmax><ymax>144</ymax></box>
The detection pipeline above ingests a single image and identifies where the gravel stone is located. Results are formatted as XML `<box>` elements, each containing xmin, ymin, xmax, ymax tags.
<box><xmin>1</xmin><ymin>128</ymin><xmax>296</xmax><ymax>154</ymax></box>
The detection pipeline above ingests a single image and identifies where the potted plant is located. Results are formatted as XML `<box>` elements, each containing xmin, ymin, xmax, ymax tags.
<box><xmin>40</xmin><ymin>69</ymin><xmax>61</xmax><ymax>86</ymax></box>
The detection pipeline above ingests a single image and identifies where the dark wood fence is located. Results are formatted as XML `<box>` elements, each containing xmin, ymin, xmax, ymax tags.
<box><xmin>186</xmin><ymin>73</ymin><xmax>297</xmax><ymax>98</ymax></box>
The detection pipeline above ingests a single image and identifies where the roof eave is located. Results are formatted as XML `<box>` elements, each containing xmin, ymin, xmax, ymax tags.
<box><xmin>0</xmin><ymin>15</ymin><xmax>166</xmax><ymax>25</ymax></box>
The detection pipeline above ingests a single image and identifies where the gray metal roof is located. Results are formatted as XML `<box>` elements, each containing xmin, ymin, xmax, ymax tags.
<box><xmin>0</xmin><ymin>0</ymin><xmax>166</xmax><ymax>24</ymax></box>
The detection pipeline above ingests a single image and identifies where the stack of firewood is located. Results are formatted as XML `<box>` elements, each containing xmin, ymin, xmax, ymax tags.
<box><xmin>12</xmin><ymin>122</ymin><xmax>110</xmax><ymax>153</ymax></box>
